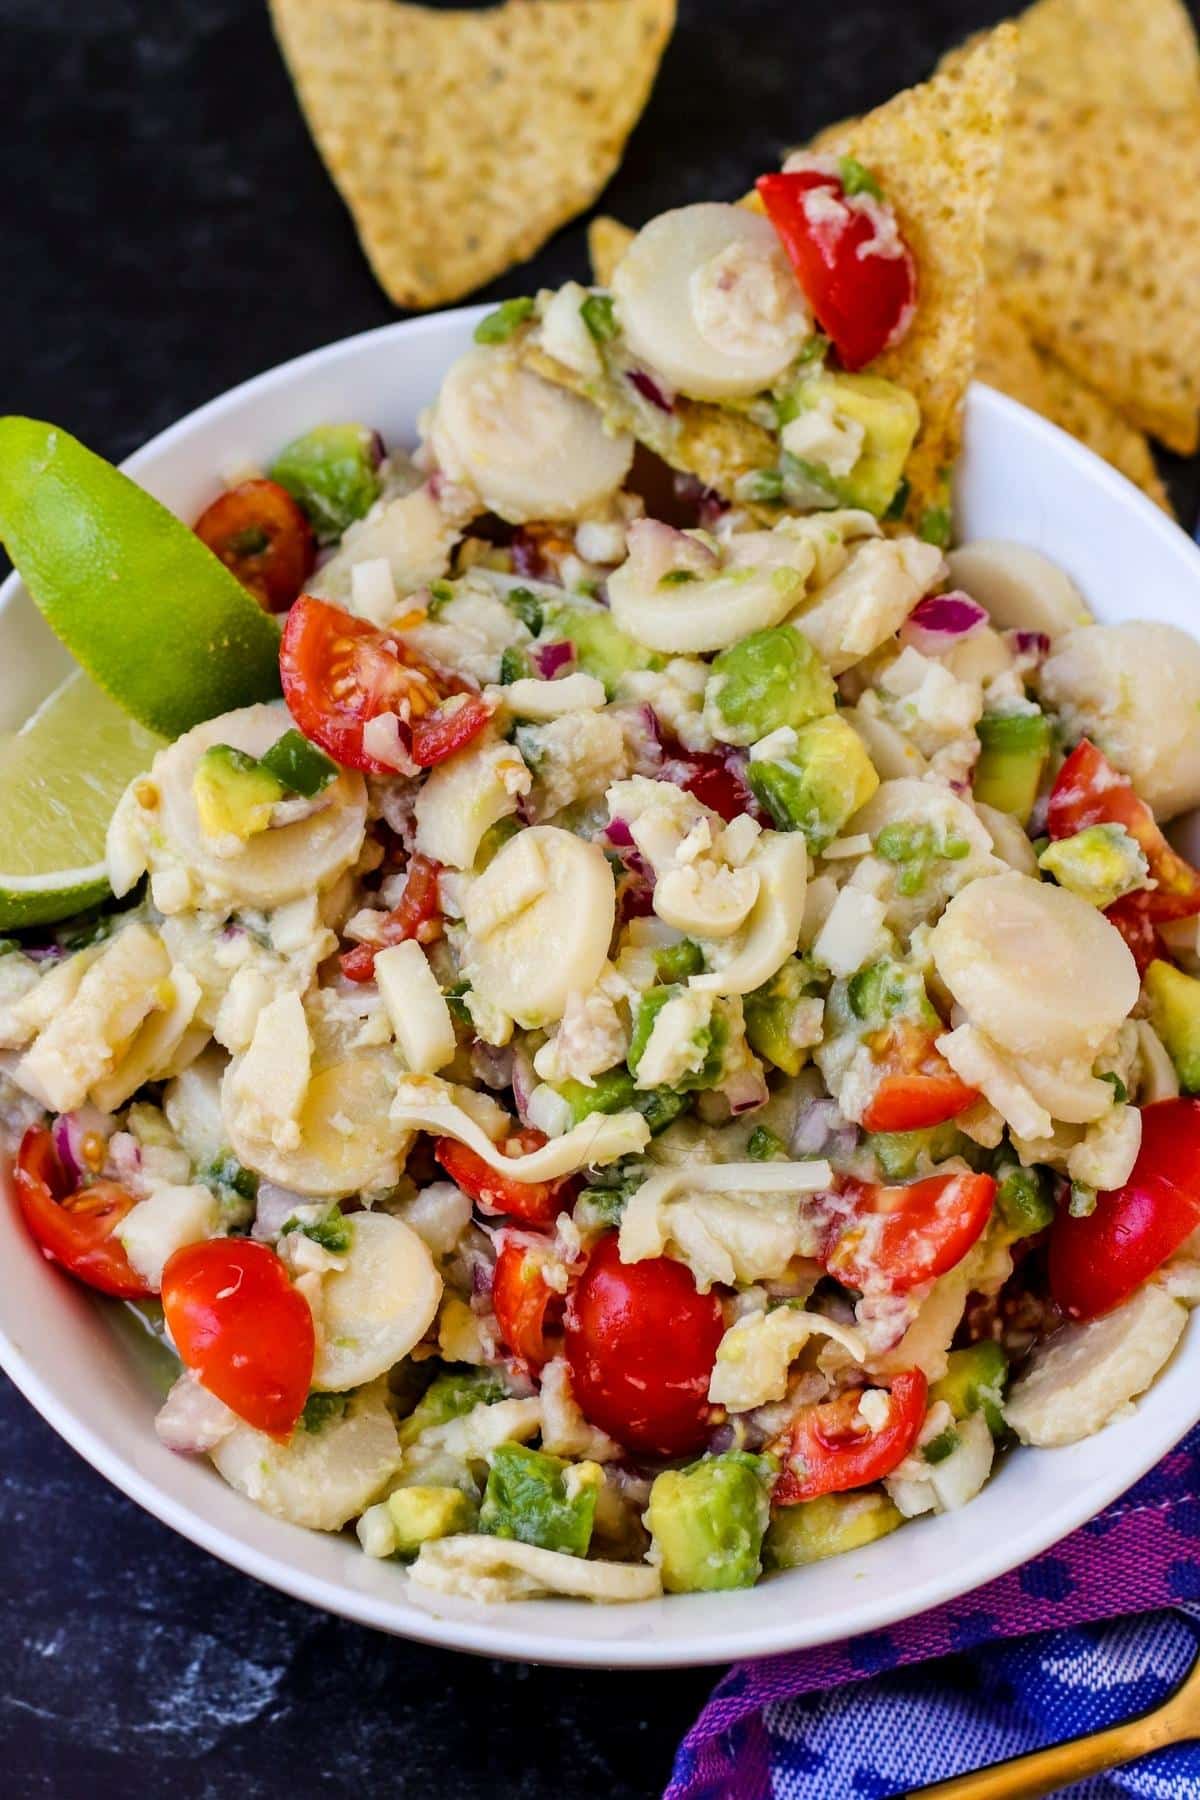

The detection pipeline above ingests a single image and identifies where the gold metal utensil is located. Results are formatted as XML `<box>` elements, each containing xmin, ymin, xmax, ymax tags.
<box><xmin>902</xmin><ymin>1649</ymin><xmax>1200</xmax><ymax>1799</ymax></box>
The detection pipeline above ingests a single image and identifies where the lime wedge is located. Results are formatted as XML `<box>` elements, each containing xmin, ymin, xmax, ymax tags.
<box><xmin>0</xmin><ymin>416</ymin><xmax>282</xmax><ymax>739</ymax></box>
<box><xmin>0</xmin><ymin>670</ymin><xmax>162</xmax><ymax>929</ymax></box>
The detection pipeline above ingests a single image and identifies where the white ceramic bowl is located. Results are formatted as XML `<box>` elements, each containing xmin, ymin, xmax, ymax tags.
<box><xmin>3</xmin><ymin>308</ymin><xmax>1200</xmax><ymax>1668</ymax></box>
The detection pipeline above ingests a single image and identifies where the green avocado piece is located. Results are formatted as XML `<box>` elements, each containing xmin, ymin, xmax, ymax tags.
<box><xmin>844</xmin><ymin>957</ymin><xmax>937</xmax><ymax>1033</ymax></box>
<box><xmin>387</xmin><ymin>1484</ymin><xmax>476</xmax><ymax>1554</ymax></box>
<box><xmin>396</xmin><ymin>1368</ymin><xmax>509</xmax><ymax>1448</ymax></box>
<box><xmin>779</xmin><ymin>373</ymin><xmax>920</xmax><ymax>517</ymax></box>
<box><xmin>744</xmin><ymin>955</ymin><xmax>824</xmax><ymax>1077</ymax></box>
<box><xmin>703</xmin><ymin>626</ymin><xmax>835</xmax><ymax>748</ymax></box>
<box><xmin>539</xmin><ymin>601</ymin><xmax>663</xmax><ymax>697</ymax></box>
<box><xmin>192</xmin><ymin>743</ymin><xmax>284</xmax><ymax>840</ymax></box>
<box><xmin>867</xmin><ymin>1121</ymin><xmax>975</xmax><ymax>1180</ymax></box>
<box><xmin>972</xmin><ymin>711</ymin><xmax>1051</xmax><ymax>825</ymax></box>
<box><xmin>653</xmin><ymin>938</ymin><xmax>705</xmax><ymax>983</ymax></box>
<box><xmin>763</xmin><ymin>1490</ymin><xmax>903</xmax><ymax>1570</ymax></box>
<box><xmin>746</xmin><ymin>714</ymin><xmax>879</xmax><ymax>849</ymax></box>
<box><xmin>1145</xmin><ymin>959</ymin><xmax>1200</xmax><ymax>1092</ymax></box>
<box><xmin>993</xmin><ymin>1161</ymin><xmax>1055</xmax><ymax>1242</ymax></box>
<box><xmin>259</xmin><ymin>728</ymin><xmax>338</xmax><ymax>798</ymax></box>
<box><xmin>555</xmin><ymin>1069</ymin><xmax>690</xmax><ymax>1136</ymax></box>
<box><xmin>269</xmin><ymin>423</ymin><xmax>381</xmax><ymax>542</ymax></box>
<box><xmin>930</xmin><ymin>1342</ymin><xmax>1009</xmax><ymax>1436</ymax></box>
<box><xmin>645</xmin><ymin>1452</ymin><xmax>773</xmax><ymax>1593</ymax></box>
<box><xmin>479</xmin><ymin>1443</ymin><xmax>601</xmax><ymax>1556</ymax></box>
<box><xmin>1038</xmin><ymin>823</ymin><xmax>1149</xmax><ymax>909</ymax></box>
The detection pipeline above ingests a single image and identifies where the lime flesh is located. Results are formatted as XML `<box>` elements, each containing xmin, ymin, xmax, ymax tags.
<box><xmin>0</xmin><ymin>670</ymin><xmax>162</xmax><ymax>929</ymax></box>
<box><xmin>0</xmin><ymin>416</ymin><xmax>282</xmax><ymax>739</ymax></box>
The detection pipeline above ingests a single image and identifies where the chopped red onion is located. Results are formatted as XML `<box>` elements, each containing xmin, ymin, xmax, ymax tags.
<box><xmin>106</xmin><ymin>1132</ymin><xmax>143</xmax><ymax>1186</ymax></box>
<box><xmin>791</xmin><ymin>1097</ymin><xmax>851</xmax><ymax>1157</ymax></box>
<box><xmin>510</xmin><ymin>1047</ymin><xmax>538</xmax><ymax>1126</ymax></box>
<box><xmin>25</xmin><ymin>942</ymin><xmax>66</xmax><ymax>964</ymax></box>
<box><xmin>725</xmin><ymin>1065</ymin><xmax>770</xmax><ymax>1114</ymax></box>
<box><xmin>531</xmin><ymin>640</ymin><xmax>575</xmax><ymax>680</ymax></box>
<box><xmin>472</xmin><ymin>1041</ymin><xmax>514</xmax><ymax>1091</ymax></box>
<box><xmin>51</xmin><ymin>1107</ymin><xmax>115</xmax><ymax>1185</ymax></box>
<box><xmin>604</xmin><ymin>817</ymin><xmax>634</xmax><ymax>848</ymax></box>
<box><xmin>901</xmin><ymin>591</ymin><xmax>989</xmax><ymax>655</ymax></box>
<box><xmin>609</xmin><ymin>702</ymin><xmax>664</xmax><ymax>776</ymax></box>
<box><xmin>1004</xmin><ymin>628</ymin><xmax>1052</xmax><ymax>673</ymax></box>
<box><xmin>155</xmin><ymin>1372</ymin><xmax>239</xmax><ymax>1455</ymax></box>
<box><xmin>253</xmin><ymin>1181</ymin><xmax>308</xmax><ymax>1242</ymax></box>
<box><xmin>627</xmin><ymin>368</ymin><xmax>675</xmax><ymax>413</ymax></box>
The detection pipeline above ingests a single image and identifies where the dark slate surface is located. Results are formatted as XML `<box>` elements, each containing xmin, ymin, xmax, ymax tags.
<box><xmin>2</xmin><ymin>3</ymin><xmax>1198</xmax><ymax>1796</ymax></box>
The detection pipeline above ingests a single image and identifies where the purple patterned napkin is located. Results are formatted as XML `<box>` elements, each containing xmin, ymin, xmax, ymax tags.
<box><xmin>667</xmin><ymin>1425</ymin><xmax>1200</xmax><ymax>1798</ymax></box>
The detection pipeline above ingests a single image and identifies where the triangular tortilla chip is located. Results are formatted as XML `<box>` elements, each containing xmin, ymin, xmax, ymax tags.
<box><xmin>812</xmin><ymin>24</ymin><xmax>1017</xmax><ymax>526</ymax></box>
<box><xmin>269</xmin><ymin>0</ymin><xmax>676</xmax><ymax>309</ymax></box>
<box><xmin>976</xmin><ymin>293</ymin><xmax>1173</xmax><ymax>514</ymax></box>
<box><xmin>1017</xmin><ymin>0</ymin><xmax>1200</xmax><ymax>108</ymax></box>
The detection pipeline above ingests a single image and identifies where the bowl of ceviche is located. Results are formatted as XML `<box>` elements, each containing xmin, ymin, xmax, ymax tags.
<box><xmin>1</xmin><ymin>290</ymin><xmax>1200</xmax><ymax>1667</ymax></box>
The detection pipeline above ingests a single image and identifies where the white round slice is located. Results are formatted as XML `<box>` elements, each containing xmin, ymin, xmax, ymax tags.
<box><xmin>149</xmin><ymin>702</ymin><xmax>367</xmax><ymax>911</ymax></box>
<box><xmin>607</xmin><ymin>554</ymin><xmax>813</xmax><ymax>655</ymax></box>
<box><xmin>429</xmin><ymin>347</ymin><xmax>633</xmax><ymax>524</ymax></box>
<box><xmin>929</xmin><ymin>870</ymin><xmax>1139</xmax><ymax>1062</ymax></box>
<box><xmin>462</xmin><ymin>825</ymin><xmax>616</xmax><ymax>1027</ymax></box>
<box><xmin>224</xmin><ymin>1046</ymin><xmax>411</xmax><ymax>1197</ymax></box>
<box><xmin>313</xmin><ymin>1212</ymin><xmax>442</xmax><ymax>1392</ymax></box>
<box><xmin>690</xmin><ymin>832</ymin><xmax>808</xmax><ymax>996</ymax></box>
<box><xmin>945</xmin><ymin>540</ymin><xmax>1092</xmax><ymax>638</ymax></box>
<box><xmin>210</xmin><ymin>1380</ymin><xmax>402</xmax><ymax>1531</ymax></box>
<box><xmin>612</xmin><ymin>203</ymin><xmax>811</xmax><ymax>401</ymax></box>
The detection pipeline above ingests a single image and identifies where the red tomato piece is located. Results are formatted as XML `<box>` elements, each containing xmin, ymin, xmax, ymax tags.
<box><xmin>193</xmin><ymin>479</ymin><xmax>315</xmax><ymax>612</ymax></box>
<box><xmin>861</xmin><ymin>1070</ymin><xmax>979</xmax><ymax>1134</ymax></box>
<box><xmin>1103</xmin><ymin>892</ymin><xmax>1166</xmax><ymax>977</ymax></box>
<box><xmin>434</xmin><ymin>1129</ymin><xmax>572</xmax><ymax>1227</ymax></box>
<box><xmin>410</xmin><ymin>694</ymin><xmax>493</xmax><ymax>768</ymax></box>
<box><xmin>1049</xmin><ymin>1099</ymin><xmax>1200</xmax><ymax>1321</ymax></box>
<box><xmin>492</xmin><ymin>1240</ymin><xmax>564</xmax><ymax>1367</ymax></box>
<box><xmin>161</xmin><ymin>1238</ymin><xmax>314</xmax><ymax>1438</ymax></box>
<box><xmin>340</xmin><ymin>853</ymin><xmax>443</xmax><ymax>982</ymax></box>
<box><xmin>772</xmin><ymin>1370</ymin><xmax>927</xmax><ymax>1504</ymax></box>
<box><xmin>825</xmin><ymin>1172</ymin><xmax>996</xmax><ymax>1296</ymax></box>
<box><xmin>757</xmin><ymin>164</ymin><xmax>917</xmax><ymax>371</ymax></box>
<box><xmin>280</xmin><ymin>596</ymin><xmax>450</xmax><ymax>773</ymax></box>
<box><xmin>563</xmin><ymin>1233</ymin><xmax>724</xmax><ymax>1458</ymax></box>
<box><xmin>14</xmin><ymin>1124</ymin><xmax>149</xmax><ymax>1300</ymax></box>
<box><xmin>1048</xmin><ymin>740</ymin><xmax>1200</xmax><ymax>921</ymax></box>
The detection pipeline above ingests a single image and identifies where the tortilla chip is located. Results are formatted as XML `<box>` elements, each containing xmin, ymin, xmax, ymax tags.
<box><xmin>269</xmin><ymin>0</ymin><xmax>676</xmax><ymax>309</ymax></box>
<box><xmin>976</xmin><ymin>293</ymin><xmax>1173</xmax><ymax>514</ymax></box>
<box><xmin>811</xmin><ymin>25</ymin><xmax>1017</xmax><ymax>527</ymax></box>
<box><xmin>987</xmin><ymin>92</ymin><xmax>1200</xmax><ymax>454</ymax></box>
<box><xmin>1017</xmin><ymin>0</ymin><xmax>1200</xmax><ymax>109</ymax></box>
<box><xmin>588</xmin><ymin>216</ymin><xmax>635</xmax><ymax>288</ymax></box>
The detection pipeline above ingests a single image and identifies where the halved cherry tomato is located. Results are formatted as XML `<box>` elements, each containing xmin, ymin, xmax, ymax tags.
<box><xmin>861</xmin><ymin>1019</ymin><xmax>978</xmax><ymax>1133</ymax></box>
<box><xmin>492</xmin><ymin>1240</ymin><xmax>564</xmax><ymax>1367</ymax></box>
<box><xmin>14</xmin><ymin>1124</ymin><xmax>149</xmax><ymax>1299</ymax></box>
<box><xmin>757</xmin><ymin>164</ymin><xmax>917</xmax><ymax>371</ymax></box>
<box><xmin>1048</xmin><ymin>740</ymin><xmax>1200</xmax><ymax>921</ymax></box>
<box><xmin>1104</xmin><ymin>892</ymin><xmax>1166</xmax><ymax>976</ymax></box>
<box><xmin>160</xmin><ymin>1238</ymin><xmax>314</xmax><ymax>1437</ymax></box>
<box><xmin>280</xmin><ymin>596</ymin><xmax>451</xmax><ymax>773</ymax></box>
<box><xmin>434</xmin><ymin>1128</ymin><xmax>573</xmax><ymax>1227</ymax></box>
<box><xmin>193</xmin><ymin>478</ymin><xmax>315</xmax><ymax>612</ymax></box>
<box><xmin>1049</xmin><ymin>1099</ymin><xmax>1200</xmax><ymax>1321</ymax></box>
<box><xmin>563</xmin><ymin>1233</ymin><xmax>724</xmax><ymax>1458</ymax></box>
<box><xmin>340</xmin><ymin>852</ymin><xmax>443</xmax><ymax>982</ymax></box>
<box><xmin>825</xmin><ymin>1171</ymin><xmax>996</xmax><ymax>1296</ymax></box>
<box><xmin>410</xmin><ymin>694</ymin><xmax>493</xmax><ymax>768</ymax></box>
<box><xmin>664</xmin><ymin>749</ymin><xmax>763</xmax><ymax>824</ymax></box>
<box><xmin>772</xmin><ymin>1370</ymin><xmax>927</xmax><ymax>1504</ymax></box>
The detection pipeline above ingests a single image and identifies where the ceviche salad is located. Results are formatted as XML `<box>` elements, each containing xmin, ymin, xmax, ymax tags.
<box><xmin>3</xmin><ymin>98</ymin><xmax>1200</xmax><ymax>1608</ymax></box>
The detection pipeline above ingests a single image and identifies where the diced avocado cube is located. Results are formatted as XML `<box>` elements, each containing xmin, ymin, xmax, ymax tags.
<box><xmin>645</xmin><ymin>1452</ymin><xmax>773</xmax><ymax>1593</ymax></box>
<box><xmin>993</xmin><ymin>1161</ymin><xmax>1055</xmax><ymax>1242</ymax></box>
<box><xmin>192</xmin><ymin>743</ymin><xmax>284</xmax><ymax>840</ymax></box>
<box><xmin>259</xmin><ymin>728</ymin><xmax>339</xmax><ymax>797</ymax></box>
<box><xmin>764</xmin><ymin>1490</ymin><xmax>903</xmax><ymax>1570</ymax></box>
<box><xmin>744</xmin><ymin>955</ymin><xmax>823</xmax><ymax>1077</ymax></box>
<box><xmin>867</xmin><ymin>1121</ymin><xmax>975</xmax><ymax>1181</ymax></box>
<box><xmin>556</xmin><ymin>1069</ymin><xmax>690</xmax><ymax>1136</ymax></box>
<box><xmin>874</xmin><ymin>818</ymin><xmax>971</xmax><ymax>898</ymax></box>
<box><xmin>653</xmin><ymin>938</ymin><xmax>705</xmax><ymax>983</ymax></box>
<box><xmin>780</xmin><ymin>373</ymin><xmax>920</xmax><ymax>517</ymax></box>
<box><xmin>479</xmin><ymin>1443</ymin><xmax>601</xmax><ymax>1556</ymax></box>
<box><xmin>387</xmin><ymin>1484</ymin><xmax>476</xmax><ymax>1555</ymax></box>
<box><xmin>396</xmin><ymin>1368</ymin><xmax>509</xmax><ymax>1448</ymax></box>
<box><xmin>844</xmin><ymin>957</ymin><xmax>937</xmax><ymax>1032</ymax></box>
<box><xmin>1038</xmin><ymin>823</ymin><xmax>1149</xmax><ymax>909</ymax></box>
<box><xmin>972</xmin><ymin>711</ymin><xmax>1051</xmax><ymax>825</ymax></box>
<box><xmin>1145</xmin><ymin>959</ymin><xmax>1200</xmax><ymax>1093</ymax></box>
<box><xmin>626</xmin><ymin>985</ymin><xmax>726</xmax><ymax>1092</ymax></box>
<box><xmin>269</xmin><ymin>422</ymin><xmax>382</xmax><ymax>541</ymax></box>
<box><xmin>703</xmin><ymin>626</ymin><xmax>836</xmax><ymax>748</ymax></box>
<box><xmin>930</xmin><ymin>1341</ymin><xmax>1009</xmax><ymax>1436</ymax></box>
<box><xmin>538</xmin><ymin>602</ymin><xmax>664</xmax><ymax>697</ymax></box>
<box><xmin>746</xmin><ymin>714</ymin><xmax>879</xmax><ymax>850</ymax></box>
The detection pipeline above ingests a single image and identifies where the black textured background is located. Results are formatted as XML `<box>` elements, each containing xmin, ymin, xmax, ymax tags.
<box><xmin>3</xmin><ymin>4</ymin><xmax>1198</xmax><ymax>1796</ymax></box>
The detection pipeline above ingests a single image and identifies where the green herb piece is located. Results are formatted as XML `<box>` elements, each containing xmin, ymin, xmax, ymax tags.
<box><xmin>659</xmin><ymin>568</ymin><xmax>700</xmax><ymax>587</ymax></box>
<box><xmin>734</xmin><ymin>466</ymin><xmax>785</xmax><ymax>504</ymax></box>
<box><xmin>1069</xmin><ymin>1182</ymin><xmax>1098</xmax><ymax>1218</ymax></box>
<box><xmin>747</xmin><ymin>1125</ymin><xmax>788</xmax><ymax>1162</ymax></box>
<box><xmin>580</xmin><ymin>293</ymin><xmax>619</xmax><ymax>343</ymax></box>
<box><xmin>259</xmin><ymin>728</ymin><xmax>338</xmax><ymax>798</ymax></box>
<box><xmin>994</xmin><ymin>1163</ymin><xmax>1055</xmax><ymax>1241</ymax></box>
<box><xmin>427</xmin><ymin>578</ymin><xmax>455</xmax><ymax>616</ymax></box>
<box><xmin>1099</xmin><ymin>1071</ymin><xmax>1129</xmax><ymax>1104</ymax></box>
<box><xmin>883</xmin><ymin>476</ymin><xmax>911</xmax><ymax>521</ymax></box>
<box><xmin>918</xmin><ymin>505</ymin><xmax>952</xmax><ymax>548</ymax></box>
<box><xmin>839</xmin><ymin>155</ymin><xmax>883</xmax><ymax>200</ymax></box>
<box><xmin>300</xmin><ymin>1391</ymin><xmax>350</xmax><ymax>1435</ymax></box>
<box><xmin>474</xmin><ymin>297</ymin><xmax>535</xmax><ymax>344</ymax></box>
<box><xmin>282</xmin><ymin>1204</ymin><xmax>353</xmax><ymax>1254</ymax></box>
<box><xmin>498</xmin><ymin>645</ymin><xmax>533</xmax><ymax>685</ymax></box>
<box><xmin>922</xmin><ymin>1427</ymin><xmax>959</xmax><ymax>1465</ymax></box>
<box><xmin>504</xmin><ymin>585</ymin><xmax>544</xmax><ymax>634</ymax></box>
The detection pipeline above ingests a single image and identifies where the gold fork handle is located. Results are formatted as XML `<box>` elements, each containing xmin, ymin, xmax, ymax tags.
<box><xmin>901</xmin><ymin>1707</ymin><xmax>1183</xmax><ymax>1800</ymax></box>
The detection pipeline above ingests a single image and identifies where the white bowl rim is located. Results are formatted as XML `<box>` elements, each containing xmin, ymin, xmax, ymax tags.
<box><xmin>2</xmin><ymin>305</ymin><xmax>1200</xmax><ymax>1669</ymax></box>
